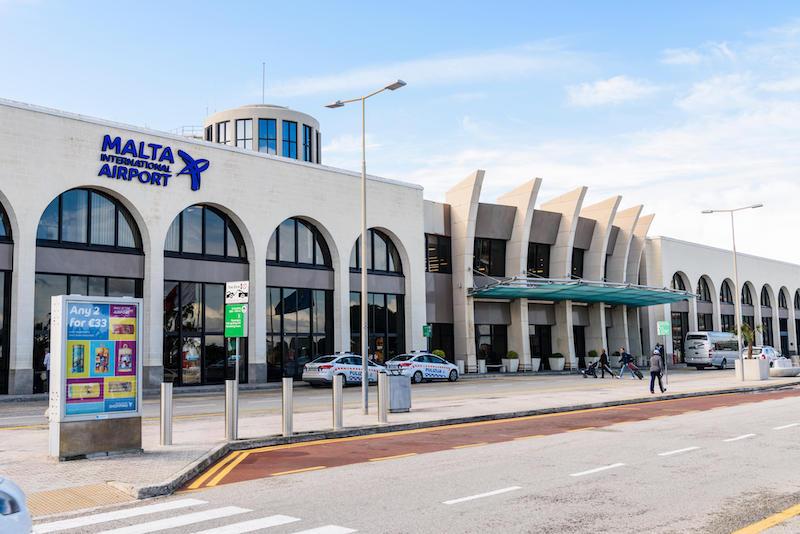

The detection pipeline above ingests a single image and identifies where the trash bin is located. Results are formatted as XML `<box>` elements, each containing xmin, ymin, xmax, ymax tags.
<box><xmin>388</xmin><ymin>372</ymin><xmax>411</xmax><ymax>413</ymax></box>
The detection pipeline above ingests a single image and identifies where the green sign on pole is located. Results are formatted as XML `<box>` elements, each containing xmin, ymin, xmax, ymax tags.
<box><xmin>657</xmin><ymin>320</ymin><xmax>671</xmax><ymax>336</ymax></box>
<box><xmin>225</xmin><ymin>303</ymin><xmax>248</xmax><ymax>337</ymax></box>
<box><xmin>422</xmin><ymin>324</ymin><xmax>432</xmax><ymax>338</ymax></box>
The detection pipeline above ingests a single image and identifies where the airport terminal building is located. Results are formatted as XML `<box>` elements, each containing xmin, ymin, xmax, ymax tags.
<box><xmin>0</xmin><ymin>98</ymin><xmax>798</xmax><ymax>395</ymax></box>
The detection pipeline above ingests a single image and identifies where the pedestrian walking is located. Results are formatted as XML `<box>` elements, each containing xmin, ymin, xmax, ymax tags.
<box><xmin>618</xmin><ymin>347</ymin><xmax>638</xmax><ymax>379</ymax></box>
<box><xmin>650</xmin><ymin>349</ymin><xmax>666</xmax><ymax>394</ymax></box>
<box><xmin>599</xmin><ymin>349</ymin><xmax>615</xmax><ymax>378</ymax></box>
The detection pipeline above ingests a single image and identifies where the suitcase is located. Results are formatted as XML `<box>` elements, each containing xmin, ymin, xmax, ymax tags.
<box><xmin>627</xmin><ymin>363</ymin><xmax>644</xmax><ymax>380</ymax></box>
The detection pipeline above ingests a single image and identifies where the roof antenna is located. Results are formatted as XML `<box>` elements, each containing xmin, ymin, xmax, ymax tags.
<box><xmin>262</xmin><ymin>62</ymin><xmax>266</xmax><ymax>104</ymax></box>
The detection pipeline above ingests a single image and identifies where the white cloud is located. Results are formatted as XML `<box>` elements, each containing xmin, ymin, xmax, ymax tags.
<box><xmin>661</xmin><ymin>41</ymin><xmax>736</xmax><ymax>65</ymax></box>
<box><xmin>266</xmin><ymin>42</ymin><xmax>585</xmax><ymax>98</ymax></box>
<box><xmin>566</xmin><ymin>75</ymin><xmax>660</xmax><ymax>107</ymax></box>
<box><xmin>675</xmin><ymin>73</ymin><xmax>754</xmax><ymax>112</ymax></box>
<box><xmin>323</xmin><ymin>133</ymin><xmax>381</xmax><ymax>154</ymax></box>
<box><xmin>759</xmin><ymin>76</ymin><xmax>800</xmax><ymax>92</ymax></box>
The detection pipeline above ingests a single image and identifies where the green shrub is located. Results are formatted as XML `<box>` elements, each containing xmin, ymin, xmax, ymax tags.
<box><xmin>588</xmin><ymin>350</ymin><xmax>598</xmax><ymax>358</ymax></box>
<box><xmin>432</xmin><ymin>349</ymin><xmax>446</xmax><ymax>359</ymax></box>
<box><xmin>506</xmin><ymin>351</ymin><xmax>519</xmax><ymax>359</ymax></box>
<box><xmin>551</xmin><ymin>352</ymin><xmax>564</xmax><ymax>358</ymax></box>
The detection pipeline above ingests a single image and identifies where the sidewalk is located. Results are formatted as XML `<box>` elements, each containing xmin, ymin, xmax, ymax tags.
<box><xmin>2</xmin><ymin>370</ymin><xmax>798</xmax><ymax>517</ymax></box>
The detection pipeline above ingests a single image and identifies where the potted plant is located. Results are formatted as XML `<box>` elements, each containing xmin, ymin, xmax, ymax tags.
<box><xmin>549</xmin><ymin>352</ymin><xmax>565</xmax><ymax>371</ymax></box>
<box><xmin>586</xmin><ymin>349</ymin><xmax>599</xmax><ymax>367</ymax></box>
<box><xmin>531</xmin><ymin>354</ymin><xmax>542</xmax><ymax>372</ymax></box>
<box><xmin>502</xmin><ymin>350</ymin><xmax>520</xmax><ymax>373</ymax></box>
<box><xmin>610</xmin><ymin>350</ymin><xmax>621</xmax><ymax>368</ymax></box>
<box><xmin>736</xmin><ymin>323</ymin><xmax>769</xmax><ymax>380</ymax></box>
<box><xmin>432</xmin><ymin>349</ymin><xmax>446</xmax><ymax>360</ymax></box>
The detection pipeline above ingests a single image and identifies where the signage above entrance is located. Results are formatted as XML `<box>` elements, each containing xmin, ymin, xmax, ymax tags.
<box><xmin>97</xmin><ymin>134</ymin><xmax>209</xmax><ymax>192</ymax></box>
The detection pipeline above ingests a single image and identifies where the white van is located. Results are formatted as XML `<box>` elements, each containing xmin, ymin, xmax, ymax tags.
<box><xmin>684</xmin><ymin>331</ymin><xmax>740</xmax><ymax>369</ymax></box>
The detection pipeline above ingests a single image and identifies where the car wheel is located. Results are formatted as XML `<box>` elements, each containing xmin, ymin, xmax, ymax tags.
<box><xmin>337</xmin><ymin>373</ymin><xmax>348</xmax><ymax>386</ymax></box>
<box><xmin>448</xmin><ymin>369</ymin><xmax>458</xmax><ymax>382</ymax></box>
<box><xmin>413</xmin><ymin>371</ymin><xmax>423</xmax><ymax>384</ymax></box>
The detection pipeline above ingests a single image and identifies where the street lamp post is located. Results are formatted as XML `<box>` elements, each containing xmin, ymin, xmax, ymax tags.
<box><xmin>701</xmin><ymin>203</ymin><xmax>763</xmax><ymax>381</ymax></box>
<box><xmin>326</xmin><ymin>80</ymin><xmax>406</xmax><ymax>415</ymax></box>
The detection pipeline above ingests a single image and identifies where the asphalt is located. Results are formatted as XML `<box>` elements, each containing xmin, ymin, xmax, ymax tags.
<box><xmin>31</xmin><ymin>387</ymin><xmax>800</xmax><ymax>533</ymax></box>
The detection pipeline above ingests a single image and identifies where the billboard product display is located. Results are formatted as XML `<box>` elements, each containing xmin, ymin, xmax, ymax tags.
<box><xmin>50</xmin><ymin>296</ymin><xmax>142</xmax><ymax>421</ymax></box>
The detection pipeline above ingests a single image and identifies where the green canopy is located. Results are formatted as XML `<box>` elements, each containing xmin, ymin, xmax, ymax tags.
<box><xmin>470</xmin><ymin>277</ymin><xmax>693</xmax><ymax>307</ymax></box>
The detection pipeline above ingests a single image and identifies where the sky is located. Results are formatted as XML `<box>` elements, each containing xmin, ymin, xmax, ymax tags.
<box><xmin>2</xmin><ymin>1</ymin><xmax>800</xmax><ymax>263</ymax></box>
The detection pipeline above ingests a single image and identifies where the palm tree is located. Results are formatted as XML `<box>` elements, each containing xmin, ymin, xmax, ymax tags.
<box><xmin>737</xmin><ymin>323</ymin><xmax>762</xmax><ymax>358</ymax></box>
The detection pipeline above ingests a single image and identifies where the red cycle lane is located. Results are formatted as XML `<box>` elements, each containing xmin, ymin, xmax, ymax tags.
<box><xmin>184</xmin><ymin>387</ymin><xmax>800</xmax><ymax>490</ymax></box>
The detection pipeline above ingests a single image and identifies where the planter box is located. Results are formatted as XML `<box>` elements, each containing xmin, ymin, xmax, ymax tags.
<box><xmin>502</xmin><ymin>359</ymin><xmax>520</xmax><ymax>373</ymax></box>
<box><xmin>456</xmin><ymin>360</ymin><xmax>465</xmax><ymax>375</ymax></box>
<box><xmin>478</xmin><ymin>359</ymin><xmax>487</xmax><ymax>374</ymax></box>
<box><xmin>549</xmin><ymin>357</ymin><xmax>566</xmax><ymax>371</ymax></box>
<box><xmin>531</xmin><ymin>358</ymin><xmax>541</xmax><ymax>372</ymax></box>
<box><xmin>735</xmin><ymin>358</ymin><xmax>769</xmax><ymax>381</ymax></box>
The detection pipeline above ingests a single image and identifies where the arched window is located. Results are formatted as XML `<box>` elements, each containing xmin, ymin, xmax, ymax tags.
<box><xmin>350</xmin><ymin>229</ymin><xmax>402</xmax><ymax>274</ymax></box>
<box><xmin>37</xmin><ymin>188</ymin><xmax>141</xmax><ymax>251</ymax></box>
<box><xmin>779</xmin><ymin>291</ymin><xmax>788</xmax><ymax>309</ymax></box>
<box><xmin>742</xmin><ymin>285</ymin><xmax>753</xmax><ymax>306</ymax></box>
<box><xmin>696</xmin><ymin>278</ymin><xmax>711</xmax><ymax>302</ymax></box>
<box><xmin>760</xmin><ymin>287</ymin><xmax>771</xmax><ymax>308</ymax></box>
<box><xmin>795</xmin><ymin>291</ymin><xmax>800</xmax><ymax>310</ymax></box>
<box><xmin>0</xmin><ymin>203</ymin><xmax>10</xmax><ymax>242</ymax></box>
<box><xmin>165</xmin><ymin>205</ymin><xmax>246</xmax><ymax>259</ymax></box>
<box><xmin>720</xmin><ymin>281</ymin><xmax>733</xmax><ymax>304</ymax></box>
<box><xmin>266</xmin><ymin>218</ymin><xmax>331</xmax><ymax>267</ymax></box>
<box><xmin>670</xmin><ymin>273</ymin><xmax>686</xmax><ymax>291</ymax></box>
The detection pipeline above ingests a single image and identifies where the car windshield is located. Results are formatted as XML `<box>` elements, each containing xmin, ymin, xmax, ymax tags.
<box><xmin>687</xmin><ymin>335</ymin><xmax>707</xmax><ymax>341</ymax></box>
<box><xmin>311</xmin><ymin>356</ymin><xmax>337</xmax><ymax>363</ymax></box>
<box><xmin>389</xmin><ymin>355</ymin><xmax>415</xmax><ymax>362</ymax></box>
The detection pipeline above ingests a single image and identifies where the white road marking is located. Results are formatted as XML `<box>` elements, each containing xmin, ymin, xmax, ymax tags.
<box><xmin>97</xmin><ymin>506</ymin><xmax>250</xmax><ymax>534</ymax></box>
<box><xmin>773</xmin><ymin>423</ymin><xmax>799</xmax><ymax>430</ymax></box>
<box><xmin>0</xmin><ymin>414</ymin><xmax>43</xmax><ymax>420</ymax></box>
<box><xmin>658</xmin><ymin>446</ymin><xmax>701</xmax><ymax>457</ymax></box>
<box><xmin>33</xmin><ymin>499</ymin><xmax>207</xmax><ymax>533</ymax></box>
<box><xmin>291</xmin><ymin>527</ymin><xmax>357</xmax><ymax>534</ymax></box>
<box><xmin>178</xmin><ymin>403</ymin><xmax>217</xmax><ymax>409</ymax></box>
<box><xmin>191</xmin><ymin>514</ymin><xmax>300</xmax><ymax>533</ymax></box>
<box><xmin>723</xmin><ymin>433</ymin><xmax>756</xmax><ymax>442</ymax></box>
<box><xmin>443</xmin><ymin>486</ymin><xmax>522</xmax><ymax>505</ymax></box>
<box><xmin>569</xmin><ymin>463</ymin><xmax>626</xmax><ymax>477</ymax></box>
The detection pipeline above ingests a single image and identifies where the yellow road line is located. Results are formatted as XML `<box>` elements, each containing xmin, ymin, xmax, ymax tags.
<box><xmin>271</xmin><ymin>465</ymin><xmax>327</xmax><ymax>476</ymax></box>
<box><xmin>187</xmin><ymin>451</ymin><xmax>243</xmax><ymax>490</ymax></box>
<box><xmin>567</xmin><ymin>426</ymin><xmax>596</xmax><ymax>432</ymax></box>
<box><xmin>452</xmin><ymin>442</ymin><xmax>488</xmax><ymax>449</ymax></box>
<box><xmin>206</xmin><ymin>451</ymin><xmax>251</xmax><ymax>488</ymax></box>
<box><xmin>368</xmin><ymin>452</ymin><xmax>418</xmax><ymax>462</ymax></box>
<box><xmin>733</xmin><ymin>503</ymin><xmax>800</xmax><ymax>534</ymax></box>
<box><xmin>513</xmin><ymin>434</ymin><xmax>545</xmax><ymax>440</ymax></box>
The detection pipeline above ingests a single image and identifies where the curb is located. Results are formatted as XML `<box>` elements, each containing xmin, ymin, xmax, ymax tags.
<box><xmin>124</xmin><ymin>378</ymin><xmax>800</xmax><ymax>499</ymax></box>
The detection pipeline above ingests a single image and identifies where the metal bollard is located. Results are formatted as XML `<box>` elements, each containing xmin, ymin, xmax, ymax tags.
<box><xmin>160</xmin><ymin>382</ymin><xmax>173</xmax><ymax>446</ymax></box>
<box><xmin>332</xmin><ymin>374</ymin><xmax>344</xmax><ymax>430</ymax></box>
<box><xmin>282</xmin><ymin>377</ymin><xmax>293</xmax><ymax>437</ymax></box>
<box><xmin>378</xmin><ymin>371</ymin><xmax>388</xmax><ymax>424</ymax></box>
<box><xmin>225</xmin><ymin>379</ymin><xmax>238</xmax><ymax>441</ymax></box>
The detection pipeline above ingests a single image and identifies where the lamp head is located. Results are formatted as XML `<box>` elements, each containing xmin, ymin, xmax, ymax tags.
<box><xmin>325</xmin><ymin>100</ymin><xmax>345</xmax><ymax>109</ymax></box>
<box><xmin>701</xmin><ymin>210</ymin><xmax>714</xmax><ymax>214</ymax></box>
<box><xmin>750</xmin><ymin>203</ymin><xmax>764</xmax><ymax>209</ymax></box>
<box><xmin>385</xmin><ymin>80</ymin><xmax>407</xmax><ymax>91</ymax></box>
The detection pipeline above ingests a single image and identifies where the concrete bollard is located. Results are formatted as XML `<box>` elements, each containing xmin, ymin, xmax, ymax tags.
<box><xmin>160</xmin><ymin>382</ymin><xmax>173</xmax><ymax>446</ymax></box>
<box><xmin>282</xmin><ymin>377</ymin><xmax>293</xmax><ymax>437</ymax></box>
<box><xmin>378</xmin><ymin>371</ymin><xmax>388</xmax><ymax>424</ymax></box>
<box><xmin>332</xmin><ymin>374</ymin><xmax>344</xmax><ymax>430</ymax></box>
<box><xmin>225</xmin><ymin>379</ymin><xmax>238</xmax><ymax>441</ymax></box>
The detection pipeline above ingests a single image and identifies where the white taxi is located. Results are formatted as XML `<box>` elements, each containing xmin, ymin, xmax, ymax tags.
<box><xmin>302</xmin><ymin>353</ymin><xmax>385</xmax><ymax>386</ymax></box>
<box><xmin>385</xmin><ymin>352</ymin><xmax>459</xmax><ymax>383</ymax></box>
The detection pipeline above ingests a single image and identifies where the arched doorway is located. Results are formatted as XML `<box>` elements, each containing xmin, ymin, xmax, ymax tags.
<box><xmin>0</xmin><ymin>202</ymin><xmax>11</xmax><ymax>394</ymax></box>
<box><xmin>163</xmin><ymin>204</ymin><xmax>248</xmax><ymax>386</ymax></box>
<box><xmin>33</xmin><ymin>188</ymin><xmax>144</xmax><ymax>393</ymax></box>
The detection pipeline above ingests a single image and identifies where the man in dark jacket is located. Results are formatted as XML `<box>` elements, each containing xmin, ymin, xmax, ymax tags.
<box><xmin>650</xmin><ymin>349</ymin><xmax>666</xmax><ymax>394</ymax></box>
<box><xmin>618</xmin><ymin>347</ymin><xmax>635</xmax><ymax>379</ymax></box>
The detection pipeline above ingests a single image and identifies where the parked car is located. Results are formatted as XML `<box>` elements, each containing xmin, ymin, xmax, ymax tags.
<box><xmin>385</xmin><ymin>352</ymin><xmax>459</xmax><ymax>383</ymax></box>
<box><xmin>741</xmin><ymin>346</ymin><xmax>783</xmax><ymax>367</ymax></box>
<box><xmin>684</xmin><ymin>331</ymin><xmax>739</xmax><ymax>369</ymax></box>
<box><xmin>0</xmin><ymin>477</ymin><xmax>32</xmax><ymax>534</ymax></box>
<box><xmin>302</xmin><ymin>353</ymin><xmax>385</xmax><ymax>386</ymax></box>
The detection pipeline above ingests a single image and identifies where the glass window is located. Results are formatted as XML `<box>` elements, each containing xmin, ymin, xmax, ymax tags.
<box><xmin>204</xmin><ymin>208</ymin><xmax>225</xmax><ymax>256</ymax></box>
<box><xmin>795</xmin><ymin>291</ymin><xmax>800</xmax><ymax>310</ymax></box>
<box><xmin>297</xmin><ymin>221</ymin><xmax>314</xmax><ymax>264</ymax></box>
<box><xmin>204</xmin><ymin>335</ymin><xmax>226</xmax><ymax>384</ymax></box>
<box><xmin>697</xmin><ymin>278</ymin><xmax>711</xmax><ymax>302</ymax></box>
<box><xmin>349</xmin><ymin>291</ymin><xmax>404</xmax><ymax>363</ymax></box>
<box><xmin>235</xmin><ymin>119</ymin><xmax>252</xmax><ymax>149</ymax></box>
<box><xmin>258</xmin><ymin>119</ymin><xmax>277</xmax><ymax>155</ymax></box>
<box><xmin>226</xmin><ymin>226</ymin><xmax>243</xmax><ymax>258</ymax></box>
<box><xmin>282</xmin><ymin>121</ymin><xmax>297</xmax><ymax>159</ymax></box>
<box><xmin>267</xmin><ymin>231</ymin><xmax>278</xmax><ymax>262</ymax></box>
<box><xmin>297</xmin><ymin>289</ymin><xmax>311</xmax><ymax>333</ymax></box>
<box><xmin>671</xmin><ymin>273</ymin><xmax>686</xmax><ymax>291</ymax></box>
<box><xmin>760</xmin><ymin>287</ymin><xmax>771</xmax><ymax>307</ymax></box>
<box><xmin>205</xmin><ymin>125</ymin><xmax>213</xmax><ymax>142</ymax></box>
<box><xmin>315</xmin><ymin>131</ymin><xmax>321</xmax><ymax>164</ymax></box>
<box><xmin>165</xmin><ymin>216</ymin><xmax>180</xmax><ymax>252</ymax></box>
<box><xmin>182</xmin><ymin>206</ymin><xmax>203</xmax><ymax>254</ymax></box>
<box><xmin>181</xmin><ymin>282</ymin><xmax>202</xmax><ymax>331</ymax></box>
<box><xmin>473</xmin><ymin>238</ymin><xmax>505</xmax><ymax>277</ymax></box>
<box><xmin>527</xmin><ymin>242</ymin><xmax>550</xmax><ymax>278</ymax></box>
<box><xmin>90</xmin><ymin>192</ymin><xmax>115</xmax><ymax>246</ymax></box>
<box><xmin>217</xmin><ymin>121</ymin><xmax>230</xmax><ymax>145</ymax></box>
<box><xmin>107</xmin><ymin>277</ymin><xmax>137</xmax><ymax>297</ymax></box>
<box><xmin>117</xmin><ymin>210</ymin><xmax>137</xmax><ymax>248</ymax></box>
<box><xmin>60</xmin><ymin>189</ymin><xmax>89</xmax><ymax>243</ymax></box>
<box><xmin>278</xmin><ymin>219</ymin><xmax>295</xmax><ymax>262</ymax></box>
<box><xmin>302</xmin><ymin>124</ymin><xmax>313</xmax><ymax>162</ymax></box>
<box><xmin>37</xmin><ymin>198</ymin><xmax>59</xmax><ymax>240</ymax></box>
<box><xmin>204</xmin><ymin>284</ymin><xmax>224</xmax><ymax>332</ymax></box>
<box><xmin>0</xmin><ymin>206</ymin><xmax>8</xmax><ymax>240</ymax></box>
<box><xmin>425</xmin><ymin>234</ymin><xmax>452</xmax><ymax>273</ymax></box>
<box><xmin>720</xmin><ymin>281</ymin><xmax>734</xmax><ymax>304</ymax></box>
<box><xmin>69</xmin><ymin>275</ymin><xmax>88</xmax><ymax>296</ymax></box>
<box><xmin>373</xmin><ymin>233</ymin><xmax>388</xmax><ymax>271</ymax></box>
<box><xmin>88</xmin><ymin>276</ymin><xmax>105</xmax><ymax>296</ymax></box>
<box><xmin>571</xmin><ymin>248</ymin><xmax>585</xmax><ymax>279</ymax></box>
<box><xmin>742</xmin><ymin>285</ymin><xmax>753</xmax><ymax>305</ymax></box>
<box><xmin>779</xmin><ymin>291</ymin><xmax>788</xmax><ymax>309</ymax></box>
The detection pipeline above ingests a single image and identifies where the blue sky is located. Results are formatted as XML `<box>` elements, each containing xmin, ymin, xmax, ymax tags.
<box><xmin>2</xmin><ymin>1</ymin><xmax>800</xmax><ymax>262</ymax></box>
